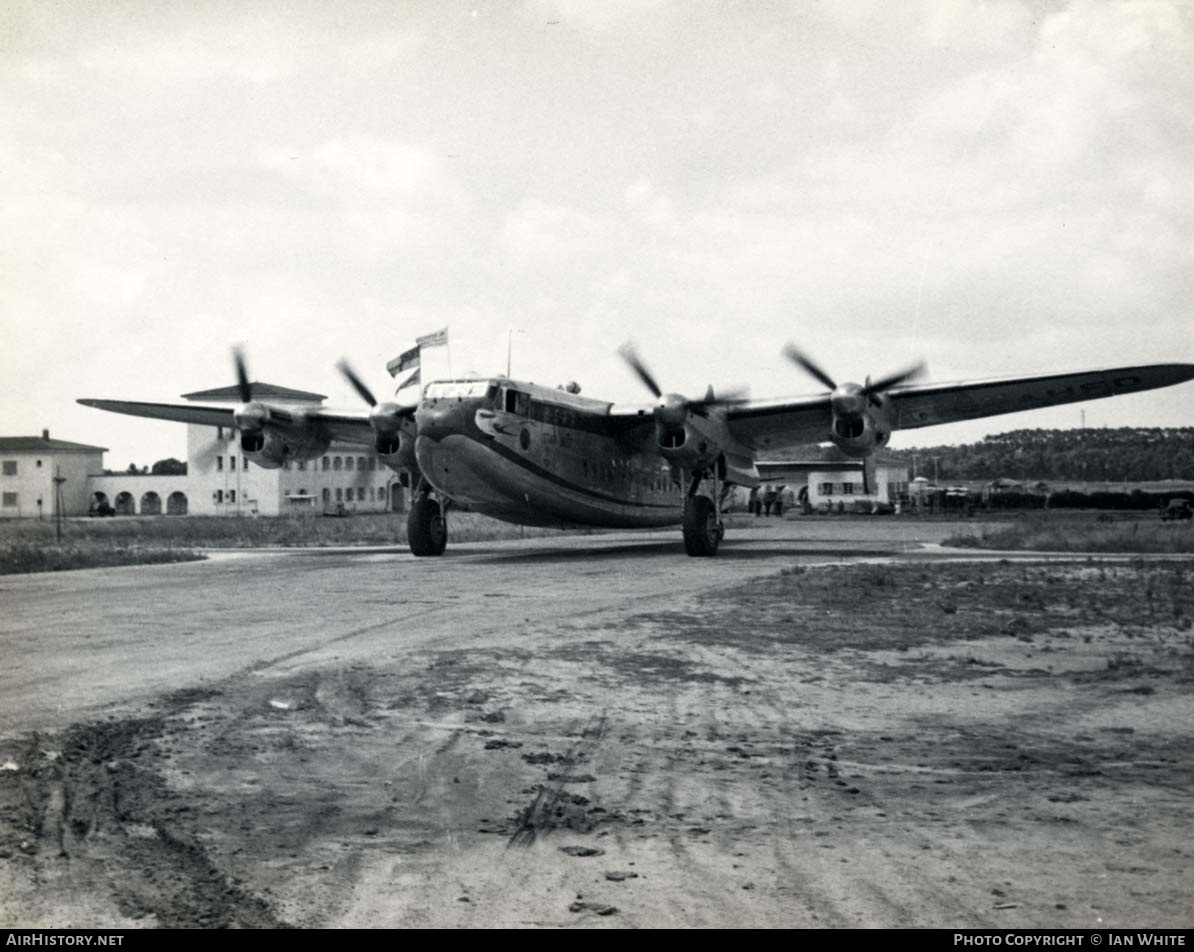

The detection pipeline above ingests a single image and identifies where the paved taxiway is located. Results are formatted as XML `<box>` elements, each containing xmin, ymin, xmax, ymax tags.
<box><xmin>0</xmin><ymin>519</ymin><xmax>961</xmax><ymax>736</ymax></box>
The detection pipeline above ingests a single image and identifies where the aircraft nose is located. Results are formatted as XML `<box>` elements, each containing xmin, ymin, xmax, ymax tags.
<box><xmin>415</xmin><ymin>401</ymin><xmax>466</xmax><ymax>442</ymax></box>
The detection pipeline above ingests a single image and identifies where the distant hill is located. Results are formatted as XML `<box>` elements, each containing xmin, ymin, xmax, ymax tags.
<box><xmin>887</xmin><ymin>428</ymin><xmax>1194</xmax><ymax>482</ymax></box>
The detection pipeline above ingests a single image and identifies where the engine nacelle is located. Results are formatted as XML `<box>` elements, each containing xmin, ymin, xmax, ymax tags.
<box><xmin>828</xmin><ymin>409</ymin><xmax>891</xmax><ymax>459</ymax></box>
<box><xmin>240</xmin><ymin>427</ymin><xmax>330</xmax><ymax>469</ymax></box>
<box><xmin>374</xmin><ymin>430</ymin><xmax>418</xmax><ymax>473</ymax></box>
<box><xmin>657</xmin><ymin>422</ymin><xmax>720</xmax><ymax>472</ymax></box>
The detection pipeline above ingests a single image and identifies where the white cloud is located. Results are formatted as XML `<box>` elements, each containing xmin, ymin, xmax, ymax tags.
<box><xmin>499</xmin><ymin>198</ymin><xmax>607</xmax><ymax>269</ymax></box>
<box><xmin>624</xmin><ymin>178</ymin><xmax>676</xmax><ymax>230</ymax></box>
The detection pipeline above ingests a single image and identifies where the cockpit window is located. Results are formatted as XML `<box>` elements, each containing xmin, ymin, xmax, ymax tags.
<box><xmin>501</xmin><ymin>388</ymin><xmax>531</xmax><ymax>415</ymax></box>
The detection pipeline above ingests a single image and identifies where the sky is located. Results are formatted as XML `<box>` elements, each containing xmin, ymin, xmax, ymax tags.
<box><xmin>2</xmin><ymin>0</ymin><xmax>1193</xmax><ymax>468</ymax></box>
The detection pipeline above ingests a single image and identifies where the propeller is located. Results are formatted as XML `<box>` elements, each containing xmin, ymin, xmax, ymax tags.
<box><xmin>233</xmin><ymin>346</ymin><xmax>253</xmax><ymax>404</ymax></box>
<box><xmin>231</xmin><ymin>347</ymin><xmax>269</xmax><ymax>431</ymax></box>
<box><xmin>336</xmin><ymin>359</ymin><xmax>409</xmax><ymax>444</ymax></box>
<box><xmin>336</xmin><ymin>359</ymin><xmax>379</xmax><ymax>408</ymax></box>
<box><xmin>782</xmin><ymin>343</ymin><xmax>925</xmax><ymax>414</ymax></box>
<box><xmin>617</xmin><ymin>343</ymin><xmax>748</xmax><ymax>429</ymax></box>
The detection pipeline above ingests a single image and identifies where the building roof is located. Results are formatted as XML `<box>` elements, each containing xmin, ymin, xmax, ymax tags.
<box><xmin>180</xmin><ymin>382</ymin><xmax>327</xmax><ymax>402</ymax></box>
<box><xmin>0</xmin><ymin>436</ymin><xmax>108</xmax><ymax>453</ymax></box>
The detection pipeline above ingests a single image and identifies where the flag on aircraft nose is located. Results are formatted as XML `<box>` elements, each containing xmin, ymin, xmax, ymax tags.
<box><xmin>416</xmin><ymin>327</ymin><xmax>449</xmax><ymax>349</ymax></box>
<box><xmin>385</xmin><ymin>344</ymin><xmax>420</xmax><ymax>378</ymax></box>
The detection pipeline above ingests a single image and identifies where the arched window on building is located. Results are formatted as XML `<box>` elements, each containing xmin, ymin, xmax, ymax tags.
<box><xmin>140</xmin><ymin>491</ymin><xmax>161</xmax><ymax>516</ymax></box>
<box><xmin>167</xmin><ymin>492</ymin><xmax>188</xmax><ymax>515</ymax></box>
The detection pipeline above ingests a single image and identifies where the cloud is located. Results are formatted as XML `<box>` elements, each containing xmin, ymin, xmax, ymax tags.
<box><xmin>624</xmin><ymin>178</ymin><xmax>676</xmax><ymax>230</ymax></box>
<box><xmin>499</xmin><ymin>198</ymin><xmax>608</xmax><ymax>269</ymax></box>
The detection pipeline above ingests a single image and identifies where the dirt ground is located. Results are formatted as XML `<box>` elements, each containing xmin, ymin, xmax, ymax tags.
<box><xmin>1</xmin><ymin>542</ymin><xmax>1192</xmax><ymax>927</ymax></box>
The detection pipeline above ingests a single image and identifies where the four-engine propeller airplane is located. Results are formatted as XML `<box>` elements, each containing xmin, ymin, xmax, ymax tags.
<box><xmin>79</xmin><ymin>346</ymin><xmax>1194</xmax><ymax>557</ymax></box>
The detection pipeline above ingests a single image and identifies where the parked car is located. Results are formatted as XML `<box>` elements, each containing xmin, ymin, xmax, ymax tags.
<box><xmin>89</xmin><ymin>501</ymin><xmax>115</xmax><ymax>517</ymax></box>
<box><xmin>1162</xmin><ymin>499</ymin><xmax>1193</xmax><ymax>521</ymax></box>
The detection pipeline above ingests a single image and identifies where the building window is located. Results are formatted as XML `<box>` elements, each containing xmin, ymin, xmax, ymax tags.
<box><xmin>2</xmin><ymin>461</ymin><xmax>16</xmax><ymax>476</ymax></box>
<box><xmin>335</xmin><ymin>488</ymin><xmax>343</xmax><ymax>501</ymax></box>
<box><xmin>298</xmin><ymin>461</ymin><xmax>306</xmax><ymax>471</ymax></box>
<box><xmin>216</xmin><ymin>456</ymin><xmax>223</xmax><ymax>471</ymax></box>
<box><xmin>358</xmin><ymin>457</ymin><xmax>366</xmax><ymax>470</ymax></box>
<box><xmin>2</xmin><ymin>492</ymin><xmax>17</xmax><ymax>507</ymax></box>
<box><xmin>217</xmin><ymin>427</ymin><xmax>223</xmax><ymax>440</ymax></box>
<box><xmin>333</xmin><ymin>457</ymin><xmax>342</xmax><ymax>471</ymax></box>
<box><xmin>322</xmin><ymin>457</ymin><xmax>330</xmax><ymax>471</ymax></box>
<box><xmin>229</xmin><ymin>490</ymin><xmax>236</xmax><ymax>503</ymax></box>
<box><xmin>36</xmin><ymin>460</ymin><xmax>42</xmax><ymax>468</ymax></box>
<box><xmin>346</xmin><ymin>488</ymin><xmax>354</xmax><ymax>502</ymax></box>
<box><xmin>230</xmin><ymin>456</ymin><xmax>236</xmax><ymax>470</ymax></box>
<box><xmin>214</xmin><ymin>490</ymin><xmax>223</xmax><ymax>503</ymax></box>
<box><xmin>243</xmin><ymin>457</ymin><xmax>249</xmax><ymax>470</ymax></box>
<box><xmin>368</xmin><ymin>458</ymin><xmax>376</xmax><ymax>471</ymax></box>
<box><xmin>841</xmin><ymin>483</ymin><xmax>854</xmax><ymax>495</ymax></box>
<box><xmin>322</xmin><ymin>488</ymin><xmax>331</xmax><ymax>502</ymax></box>
<box><xmin>818</xmin><ymin>482</ymin><xmax>834</xmax><ymax>495</ymax></box>
<box><xmin>345</xmin><ymin>457</ymin><xmax>354</xmax><ymax>471</ymax></box>
<box><xmin>283</xmin><ymin>462</ymin><xmax>290</xmax><ymax>470</ymax></box>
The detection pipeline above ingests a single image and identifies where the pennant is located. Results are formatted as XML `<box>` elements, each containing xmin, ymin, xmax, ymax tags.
<box><xmin>386</xmin><ymin>344</ymin><xmax>420</xmax><ymax>378</ymax></box>
<box><xmin>416</xmin><ymin>326</ymin><xmax>448</xmax><ymax>348</ymax></box>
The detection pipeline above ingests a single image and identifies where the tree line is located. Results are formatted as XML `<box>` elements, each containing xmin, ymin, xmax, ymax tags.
<box><xmin>886</xmin><ymin>428</ymin><xmax>1194</xmax><ymax>482</ymax></box>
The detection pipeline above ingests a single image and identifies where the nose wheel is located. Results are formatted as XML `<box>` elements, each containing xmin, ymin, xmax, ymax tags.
<box><xmin>408</xmin><ymin>494</ymin><xmax>448</xmax><ymax>556</ymax></box>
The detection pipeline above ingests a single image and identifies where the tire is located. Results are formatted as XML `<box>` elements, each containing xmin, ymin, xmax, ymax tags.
<box><xmin>407</xmin><ymin>498</ymin><xmax>448</xmax><ymax>556</ymax></box>
<box><xmin>682</xmin><ymin>495</ymin><xmax>722</xmax><ymax>557</ymax></box>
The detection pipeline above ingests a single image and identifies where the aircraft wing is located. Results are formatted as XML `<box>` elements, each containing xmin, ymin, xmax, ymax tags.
<box><xmin>723</xmin><ymin>363</ymin><xmax>1194</xmax><ymax>450</ymax></box>
<box><xmin>76</xmin><ymin>399</ymin><xmax>386</xmax><ymax>445</ymax></box>
<box><xmin>724</xmin><ymin>395</ymin><xmax>833</xmax><ymax>450</ymax></box>
<box><xmin>887</xmin><ymin>363</ymin><xmax>1194</xmax><ymax>431</ymax></box>
<box><xmin>77</xmin><ymin>399</ymin><xmax>239</xmax><ymax>428</ymax></box>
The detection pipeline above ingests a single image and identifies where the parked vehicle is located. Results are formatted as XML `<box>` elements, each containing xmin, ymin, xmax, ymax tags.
<box><xmin>1162</xmin><ymin>499</ymin><xmax>1193</xmax><ymax>521</ymax></box>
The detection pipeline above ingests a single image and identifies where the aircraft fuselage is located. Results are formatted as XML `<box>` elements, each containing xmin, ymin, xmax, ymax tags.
<box><xmin>414</xmin><ymin>379</ymin><xmax>685</xmax><ymax>528</ymax></box>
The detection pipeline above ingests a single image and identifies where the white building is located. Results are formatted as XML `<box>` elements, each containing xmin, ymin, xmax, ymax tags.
<box><xmin>806</xmin><ymin>464</ymin><xmax>910</xmax><ymax>511</ymax></box>
<box><xmin>0</xmin><ymin>432</ymin><xmax>107</xmax><ymax>519</ymax></box>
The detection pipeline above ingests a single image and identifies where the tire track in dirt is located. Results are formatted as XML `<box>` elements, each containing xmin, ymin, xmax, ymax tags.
<box><xmin>507</xmin><ymin>714</ymin><xmax>607</xmax><ymax>849</ymax></box>
<box><xmin>4</xmin><ymin>700</ymin><xmax>287</xmax><ymax>928</ymax></box>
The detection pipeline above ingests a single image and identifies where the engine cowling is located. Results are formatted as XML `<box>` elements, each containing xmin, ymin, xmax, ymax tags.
<box><xmin>656</xmin><ymin>421</ymin><xmax>720</xmax><ymax>471</ymax></box>
<box><xmin>240</xmin><ymin>428</ymin><xmax>330</xmax><ymax>469</ymax></box>
<box><xmin>374</xmin><ymin>430</ymin><xmax>418</xmax><ymax>473</ymax></box>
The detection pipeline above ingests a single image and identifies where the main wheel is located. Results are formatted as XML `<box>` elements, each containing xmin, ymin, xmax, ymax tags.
<box><xmin>407</xmin><ymin>497</ymin><xmax>448</xmax><ymax>556</ymax></box>
<box><xmin>682</xmin><ymin>495</ymin><xmax>722</xmax><ymax>557</ymax></box>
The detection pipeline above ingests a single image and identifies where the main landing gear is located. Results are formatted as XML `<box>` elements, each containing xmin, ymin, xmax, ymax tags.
<box><xmin>681</xmin><ymin>470</ymin><xmax>727</xmax><ymax>557</ymax></box>
<box><xmin>407</xmin><ymin>485</ymin><xmax>448</xmax><ymax>557</ymax></box>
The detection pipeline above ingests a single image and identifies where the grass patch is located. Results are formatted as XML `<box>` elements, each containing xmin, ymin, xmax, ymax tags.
<box><xmin>0</xmin><ymin>512</ymin><xmax>569</xmax><ymax>550</ymax></box>
<box><xmin>0</xmin><ymin>543</ymin><xmax>205</xmax><ymax>575</ymax></box>
<box><xmin>944</xmin><ymin>513</ymin><xmax>1194</xmax><ymax>553</ymax></box>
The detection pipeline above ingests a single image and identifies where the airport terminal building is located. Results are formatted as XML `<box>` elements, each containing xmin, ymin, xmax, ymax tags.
<box><xmin>3</xmin><ymin>384</ymin><xmax>404</xmax><ymax>518</ymax></box>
